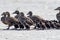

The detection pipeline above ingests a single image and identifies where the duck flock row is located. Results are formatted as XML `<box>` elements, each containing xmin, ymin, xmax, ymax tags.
<box><xmin>1</xmin><ymin>10</ymin><xmax>60</xmax><ymax>30</ymax></box>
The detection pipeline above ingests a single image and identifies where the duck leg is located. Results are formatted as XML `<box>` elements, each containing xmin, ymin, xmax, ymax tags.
<box><xmin>7</xmin><ymin>25</ymin><xmax>11</xmax><ymax>30</ymax></box>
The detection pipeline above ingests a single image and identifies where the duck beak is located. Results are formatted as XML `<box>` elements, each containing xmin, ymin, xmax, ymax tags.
<box><xmin>1</xmin><ymin>13</ymin><xmax>4</xmax><ymax>15</ymax></box>
<box><xmin>13</xmin><ymin>12</ymin><xmax>17</xmax><ymax>14</ymax></box>
<box><xmin>13</xmin><ymin>12</ymin><xmax>15</xmax><ymax>14</ymax></box>
<box><xmin>27</xmin><ymin>13</ymin><xmax>29</xmax><ymax>15</ymax></box>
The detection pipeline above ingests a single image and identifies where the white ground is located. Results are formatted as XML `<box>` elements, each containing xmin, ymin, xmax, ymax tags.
<box><xmin>0</xmin><ymin>29</ymin><xmax>60</xmax><ymax>40</ymax></box>
<box><xmin>0</xmin><ymin>0</ymin><xmax>60</xmax><ymax>40</ymax></box>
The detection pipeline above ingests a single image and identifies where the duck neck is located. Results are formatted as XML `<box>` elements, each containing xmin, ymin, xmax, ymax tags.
<box><xmin>30</xmin><ymin>14</ymin><xmax>32</xmax><ymax>16</ymax></box>
<box><xmin>7</xmin><ymin>14</ymin><xmax>10</xmax><ymax>17</ymax></box>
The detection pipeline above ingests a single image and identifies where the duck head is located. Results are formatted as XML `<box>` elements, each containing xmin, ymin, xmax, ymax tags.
<box><xmin>20</xmin><ymin>12</ymin><xmax>24</xmax><ymax>16</ymax></box>
<box><xmin>27</xmin><ymin>11</ymin><xmax>33</xmax><ymax>16</ymax></box>
<box><xmin>5</xmin><ymin>11</ymin><xmax>10</xmax><ymax>17</ymax></box>
<box><xmin>1</xmin><ymin>12</ymin><xmax>6</xmax><ymax>17</ymax></box>
<box><xmin>13</xmin><ymin>10</ymin><xmax>20</xmax><ymax>14</ymax></box>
